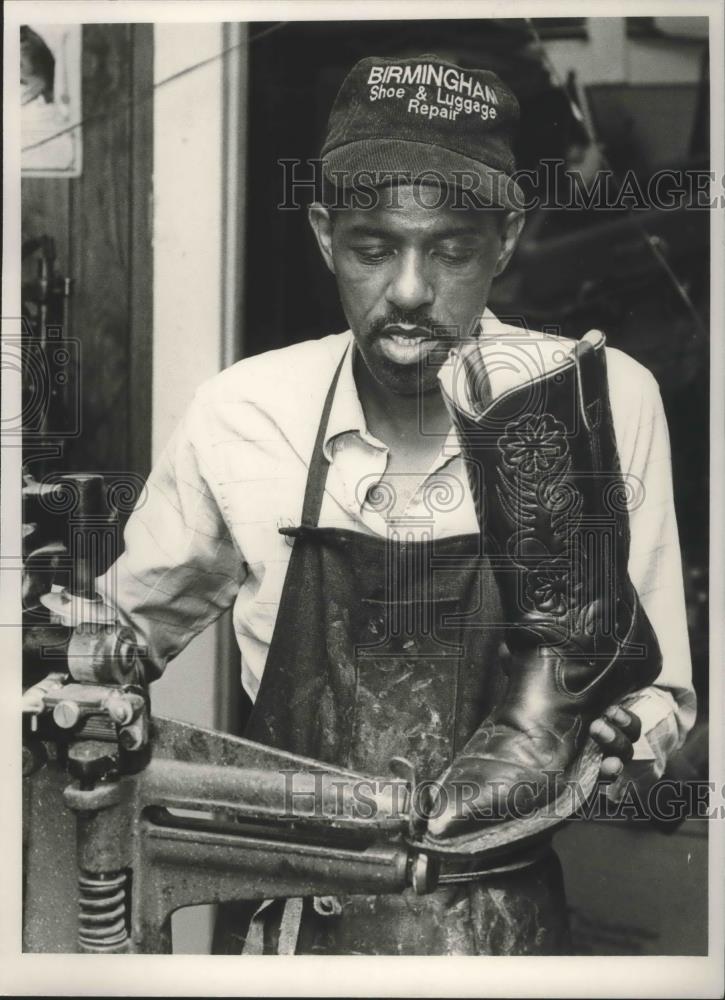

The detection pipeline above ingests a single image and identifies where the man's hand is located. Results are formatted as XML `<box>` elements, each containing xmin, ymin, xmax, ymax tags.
<box><xmin>589</xmin><ymin>705</ymin><xmax>642</xmax><ymax>782</ymax></box>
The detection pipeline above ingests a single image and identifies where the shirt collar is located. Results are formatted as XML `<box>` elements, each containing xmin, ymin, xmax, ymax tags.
<box><xmin>322</xmin><ymin>311</ymin><xmax>502</xmax><ymax>462</ymax></box>
<box><xmin>479</xmin><ymin>306</ymin><xmax>505</xmax><ymax>339</ymax></box>
<box><xmin>323</xmin><ymin>334</ymin><xmax>387</xmax><ymax>461</ymax></box>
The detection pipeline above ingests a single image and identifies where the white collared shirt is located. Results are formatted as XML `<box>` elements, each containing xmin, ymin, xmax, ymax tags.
<box><xmin>96</xmin><ymin>312</ymin><xmax>696</xmax><ymax>784</ymax></box>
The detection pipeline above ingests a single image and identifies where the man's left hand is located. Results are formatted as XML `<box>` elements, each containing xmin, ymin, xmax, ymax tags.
<box><xmin>589</xmin><ymin>705</ymin><xmax>642</xmax><ymax>782</ymax></box>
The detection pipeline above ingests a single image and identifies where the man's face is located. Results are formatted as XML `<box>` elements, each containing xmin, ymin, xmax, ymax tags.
<box><xmin>310</xmin><ymin>184</ymin><xmax>522</xmax><ymax>396</ymax></box>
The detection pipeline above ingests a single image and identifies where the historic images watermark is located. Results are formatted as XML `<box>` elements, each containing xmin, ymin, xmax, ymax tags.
<box><xmin>277</xmin><ymin>159</ymin><xmax>721</xmax><ymax>212</ymax></box>
<box><xmin>3</xmin><ymin>317</ymin><xmax>82</xmax><ymax>443</ymax></box>
<box><xmin>280</xmin><ymin>768</ymin><xmax>725</xmax><ymax>825</ymax></box>
<box><xmin>7</xmin><ymin>314</ymin><xmax>148</xmax><ymax>637</ymax></box>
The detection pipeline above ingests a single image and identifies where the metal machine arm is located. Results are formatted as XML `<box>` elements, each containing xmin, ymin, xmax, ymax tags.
<box><xmin>22</xmin><ymin>473</ymin><xmax>436</xmax><ymax>953</ymax></box>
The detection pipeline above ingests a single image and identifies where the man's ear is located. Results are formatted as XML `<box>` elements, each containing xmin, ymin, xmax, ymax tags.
<box><xmin>308</xmin><ymin>203</ymin><xmax>335</xmax><ymax>275</ymax></box>
<box><xmin>494</xmin><ymin>210</ymin><xmax>525</xmax><ymax>277</ymax></box>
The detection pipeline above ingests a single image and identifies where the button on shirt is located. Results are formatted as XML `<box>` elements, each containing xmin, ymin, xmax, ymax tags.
<box><xmin>96</xmin><ymin>312</ymin><xmax>697</xmax><ymax>785</ymax></box>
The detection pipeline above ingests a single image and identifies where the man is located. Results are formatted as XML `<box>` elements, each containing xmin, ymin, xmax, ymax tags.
<box><xmin>97</xmin><ymin>55</ymin><xmax>695</xmax><ymax>954</ymax></box>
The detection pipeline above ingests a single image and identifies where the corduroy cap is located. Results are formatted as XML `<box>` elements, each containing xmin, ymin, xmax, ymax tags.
<box><xmin>321</xmin><ymin>54</ymin><xmax>524</xmax><ymax>210</ymax></box>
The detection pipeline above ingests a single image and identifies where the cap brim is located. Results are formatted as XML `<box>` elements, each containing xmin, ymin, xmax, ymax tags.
<box><xmin>322</xmin><ymin>138</ymin><xmax>525</xmax><ymax>212</ymax></box>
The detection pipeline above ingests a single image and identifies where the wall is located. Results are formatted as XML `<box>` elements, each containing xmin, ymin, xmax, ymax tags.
<box><xmin>543</xmin><ymin>17</ymin><xmax>705</xmax><ymax>88</ymax></box>
<box><xmin>150</xmin><ymin>21</ymin><xmax>245</xmax><ymax>953</ymax></box>
<box><xmin>21</xmin><ymin>23</ymin><xmax>153</xmax><ymax>481</ymax></box>
<box><xmin>150</xmin><ymin>21</ymin><xmax>224</xmax><ymax>732</ymax></box>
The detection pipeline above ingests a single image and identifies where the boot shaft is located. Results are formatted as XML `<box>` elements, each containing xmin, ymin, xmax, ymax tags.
<box><xmin>440</xmin><ymin>332</ymin><xmax>661</xmax><ymax>691</ymax></box>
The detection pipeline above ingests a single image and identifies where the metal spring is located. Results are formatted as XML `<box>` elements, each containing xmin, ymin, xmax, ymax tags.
<box><xmin>78</xmin><ymin>870</ymin><xmax>128</xmax><ymax>951</ymax></box>
<box><xmin>77</xmin><ymin>715</ymin><xmax>117</xmax><ymax>741</ymax></box>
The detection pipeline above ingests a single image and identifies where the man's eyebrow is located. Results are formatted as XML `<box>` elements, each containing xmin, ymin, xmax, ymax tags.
<box><xmin>344</xmin><ymin>224</ymin><xmax>485</xmax><ymax>239</ymax></box>
<box><xmin>344</xmin><ymin>225</ymin><xmax>394</xmax><ymax>238</ymax></box>
<box><xmin>429</xmin><ymin>227</ymin><xmax>485</xmax><ymax>240</ymax></box>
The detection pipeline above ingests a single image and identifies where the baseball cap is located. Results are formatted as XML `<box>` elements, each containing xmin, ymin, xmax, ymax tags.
<box><xmin>321</xmin><ymin>54</ymin><xmax>524</xmax><ymax>211</ymax></box>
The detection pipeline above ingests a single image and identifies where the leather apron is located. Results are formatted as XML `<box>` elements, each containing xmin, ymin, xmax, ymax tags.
<box><xmin>213</xmin><ymin>348</ymin><xmax>570</xmax><ymax>955</ymax></box>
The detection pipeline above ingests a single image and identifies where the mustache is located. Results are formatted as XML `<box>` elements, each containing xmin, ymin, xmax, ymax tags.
<box><xmin>366</xmin><ymin>308</ymin><xmax>453</xmax><ymax>338</ymax></box>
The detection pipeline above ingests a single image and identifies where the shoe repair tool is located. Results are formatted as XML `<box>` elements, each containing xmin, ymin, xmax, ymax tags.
<box><xmin>23</xmin><ymin>682</ymin><xmax>436</xmax><ymax>953</ymax></box>
<box><xmin>22</xmin><ymin>473</ymin><xmax>437</xmax><ymax>953</ymax></box>
<box><xmin>23</xmin><ymin>471</ymin><xmax>143</xmax><ymax>689</ymax></box>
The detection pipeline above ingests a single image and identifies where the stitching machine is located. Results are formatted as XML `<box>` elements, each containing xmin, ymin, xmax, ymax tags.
<box><xmin>22</xmin><ymin>472</ymin><xmax>440</xmax><ymax>954</ymax></box>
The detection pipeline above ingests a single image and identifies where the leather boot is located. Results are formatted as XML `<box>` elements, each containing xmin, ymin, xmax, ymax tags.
<box><xmin>427</xmin><ymin>331</ymin><xmax>662</xmax><ymax>841</ymax></box>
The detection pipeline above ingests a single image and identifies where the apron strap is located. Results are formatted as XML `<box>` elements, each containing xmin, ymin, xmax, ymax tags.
<box><xmin>298</xmin><ymin>344</ymin><xmax>350</xmax><ymax>529</ymax></box>
<box><xmin>277</xmin><ymin>897</ymin><xmax>305</xmax><ymax>955</ymax></box>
